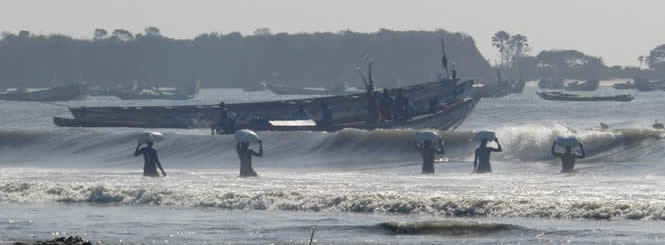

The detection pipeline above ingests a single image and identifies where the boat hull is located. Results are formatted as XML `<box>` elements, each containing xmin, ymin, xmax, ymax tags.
<box><xmin>55</xmin><ymin>79</ymin><xmax>475</xmax><ymax>130</ymax></box>
<box><xmin>537</xmin><ymin>91</ymin><xmax>633</xmax><ymax>102</ymax></box>
<box><xmin>0</xmin><ymin>84</ymin><xmax>83</xmax><ymax>102</ymax></box>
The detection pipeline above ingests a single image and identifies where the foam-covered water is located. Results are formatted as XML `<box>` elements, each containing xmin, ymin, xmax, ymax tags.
<box><xmin>2</xmin><ymin>84</ymin><xmax>665</xmax><ymax>244</ymax></box>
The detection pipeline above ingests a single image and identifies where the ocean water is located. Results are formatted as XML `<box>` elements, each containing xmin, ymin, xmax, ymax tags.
<box><xmin>2</xmin><ymin>83</ymin><xmax>665</xmax><ymax>244</ymax></box>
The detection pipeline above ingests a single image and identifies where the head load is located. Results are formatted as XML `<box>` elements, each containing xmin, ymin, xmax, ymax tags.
<box><xmin>555</xmin><ymin>136</ymin><xmax>579</xmax><ymax>148</ymax></box>
<box><xmin>473</xmin><ymin>130</ymin><xmax>496</xmax><ymax>142</ymax></box>
<box><xmin>234</xmin><ymin>129</ymin><xmax>261</xmax><ymax>144</ymax></box>
<box><xmin>415</xmin><ymin>129</ymin><xmax>442</xmax><ymax>145</ymax></box>
<box><xmin>138</xmin><ymin>131</ymin><xmax>166</xmax><ymax>145</ymax></box>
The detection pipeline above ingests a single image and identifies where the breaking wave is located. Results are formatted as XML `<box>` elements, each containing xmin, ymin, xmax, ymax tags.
<box><xmin>0</xmin><ymin>124</ymin><xmax>662</xmax><ymax>168</ymax></box>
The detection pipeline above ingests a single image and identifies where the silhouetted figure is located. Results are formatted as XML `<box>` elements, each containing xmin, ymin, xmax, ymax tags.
<box><xmin>552</xmin><ymin>142</ymin><xmax>585</xmax><ymax>173</ymax></box>
<box><xmin>212</xmin><ymin>102</ymin><xmax>235</xmax><ymax>135</ymax></box>
<box><xmin>452</xmin><ymin>64</ymin><xmax>458</xmax><ymax>80</ymax></box>
<box><xmin>134</xmin><ymin>142</ymin><xmax>167</xmax><ymax>177</ymax></box>
<box><xmin>473</xmin><ymin>138</ymin><xmax>502</xmax><ymax>173</ymax></box>
<box><xmin>379</xmin><ymin>88</ymin><xmax>394</xmax><ymax>121</ymax></box>
<box><xmin>393</xmin><ymin>89</ymin><xmax>410</xmax><ymax>121</ymax></box>
<box><xmin>236</xmin><ymin>141</ymin><xmax>263</xmax><ymax>177</ymax></box>
<box><xmin>416</xmin><ymin>139</ymin><xmax>445</xmax><ymax>174</ymax></box>
<box><xmin>428</xmin><ymin>97</ymin><xmax>440</xmax><ymax>114</ymax></box>
<box><xmin>291</xmin><ymin>104</ymin><xmax>310</xmax><ymax>120</ymax></box>
<box><xmin>319</xmin><ymin>101</ymin><xmax>333</xmax><ymax>127</ymax></box>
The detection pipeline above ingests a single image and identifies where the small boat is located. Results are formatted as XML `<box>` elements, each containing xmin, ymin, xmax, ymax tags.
<box><xmin>612</xmin><ymin>81</ymin><xmax>636</xmax><ymax>90</ymax></box>
<box><xmin>0</xmin><ymin>84</ymin><xmax>83</xmax><ymax>102</ymax></box>
<box><xmin>635</xmin><ymin>78</ymin><xmax>665</xmax><ymax>91</ymax></box>
<box><xmin>538</xmin><ymin>78</ymin><xmax>564</xmax><ymax>89</ymax></box>
<box><xmin>565</xmin><ymin>80</ymin><xmax>599</xmax><ymax>91</ymax></box>
<box><xmin>112</xmin><ymin>81</ymin><xmax>200</xmax><ymax>100</ymax></box>
<box><xmin>537</xmin><ymin>91</ymin><xmax>634</xmax><ymax>102</ymax></box>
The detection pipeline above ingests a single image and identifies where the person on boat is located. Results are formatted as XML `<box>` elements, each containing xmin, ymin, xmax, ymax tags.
<box><xmin>212</xmin><ymin>102</ymin><xmax>235</xmax><ymax>135</ymax></box>
<box><xmin>379</xmin><ymin>88</ymin><xmax>394</xmax><ymax>121</ymax></box>
<box><xmin>134</xmin><ymin>142</ymin><xmax>167</xmax><ymax>177</ymax></box>
<box><xmin>551</xmin><ymin>141</ymin><xmax>585</xmax><ymax>173</ymax></box>
<box><xmin>452</xmin><ymin>64</ymin><xmax>458</xmax><ymax>80</ymax></box>
<box><xmin>318</xmin><ymin>101</ymin><xmax>333</xmax><ymax>127</ymax></box>
<box><xmin>291</xmin><ymin>104</ymin><xmax>310</xmax><ymax>120</ymax></box>
<box><xmin>416</xmin><ymin>139</ymin><xmax>445</xmax><ymax>174</ymax></box>
<box><xmin>428</xmin><ymin>97</ymin><xmax>440</xmax><ymax>114</ymax></box>
<box><xmin>473</xmin><ymin>138</ymin><xmax>502</xmax><ymax>173</ymax></box>
<box><xmin>393</xmin><ymin>89</ymin><xmax>410</xmax><ymax>121</ymax></box>
<box><xmin>237</xmin><ymin>140</ymin><xmax>263</xmax><ymax>177</ymax></box>
<box><xmin>653</xmin><ymin>120</ymin><xmax>664</xmax><ymax>129</ymax></box>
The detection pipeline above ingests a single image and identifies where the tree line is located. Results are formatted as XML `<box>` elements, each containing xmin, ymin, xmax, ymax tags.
<box><xmin>0</xmin><ymin>28</ymin><xmax>494</xmax><ymax>89</ymax></box>
<box><xmin>490</xmin><ymin>31</ymin><xmax>665</xmax><ymax>81</ymax></box>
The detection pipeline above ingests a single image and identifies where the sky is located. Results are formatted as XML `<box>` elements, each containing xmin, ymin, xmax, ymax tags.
<box><xmin>2</xmin><ymin>0</ymin><xmax>664</xmax><ymax>66</ymax></box>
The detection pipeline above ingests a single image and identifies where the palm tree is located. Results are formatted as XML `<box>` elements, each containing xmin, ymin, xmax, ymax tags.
<box><xmin>491</xmin><ymin>31</ymin><xmax>511</xmax><ymax>67</ymax></box>
<box><xmin>638</xmin><ymin>56</ymin><xmax>646</xmax><ymax>70</ymax></box>
<box><xmin>508</xmin><ymin>34</ymin><xmax>529</xmax><ymax>66</ymax></box>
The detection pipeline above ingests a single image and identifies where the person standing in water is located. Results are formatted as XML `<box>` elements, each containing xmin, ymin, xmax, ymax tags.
<box><xmin>211</xmin><ymin>102</ymin><xmax>235</xmax><ymax>135</ymax></box>
<box><xmin>416</xmin><ymin>139</ymin><xmax>445</xmax><ymax>174</ymax></box>
<box><xmin>134</xmin><ymin>142</ymin><xmax>167</xmax><ymax>177</ymax></box>
<box><xmin>551</xmin><ymin>141</ymin><xmax>585</xmax><ymax>173</ymax></box>
<box><xmin>473</xmin><ymin>138</ymin><xmax>502</xmax><ymax>173</ymax></box>
<box><xmin>237</xmin><ymin>140</ymin><xmax>263</xmax><ymax>177</ymax></box>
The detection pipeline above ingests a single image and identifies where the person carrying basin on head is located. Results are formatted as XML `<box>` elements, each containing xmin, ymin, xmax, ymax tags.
<box><xmin>134</xmin><ymin>132</ymin><xmax>167</xmax><ymax>177</ymax></box>
<box><xmin>552</xmin><ymin>136</ymin><xmax>585</xmax><ymax>173</ymax></box>
<box><xmin>473</xmin><ymin>131</ymin><xmax>502</xmax><ymax>173</ymax></box>
<box><xmin>415</xmin><ymin>130</ymin><xmax>444</xmax><ymax>174</ymax></box>
<box><xmin>235</xmin><ymin>129</ymin><xmax>263</xmax><ymax>177</ymax></box>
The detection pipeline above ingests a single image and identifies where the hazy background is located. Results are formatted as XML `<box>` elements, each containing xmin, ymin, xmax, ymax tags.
<box><xmin>2</xmin><ymin>0</ymin><xmax>663</xmax><ymax>66</ymax></box>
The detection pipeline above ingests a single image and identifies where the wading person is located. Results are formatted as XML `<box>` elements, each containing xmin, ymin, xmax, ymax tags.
<box><xmin>236</xmin><ymin>140</ymin><xmax>263</xmax><ymax>177</ymax></box>
<box><xmin>473</xmin><ymin>138</ymin><xmax>502</xmax><ymax>173</ymax></box>
<box><xmin>134</xmin><ymin>142</ymin><xmax>167</xmax><ymax>177</ymax></box>
<box><xmin>552</xmin><ymin>140</ymin><xmax>585</xmax><ymax>173</ymax></box>
<box><xmin>416</xmin><ymin>139</ymin><xmax>445</xmax><ymax>174</ymax></box>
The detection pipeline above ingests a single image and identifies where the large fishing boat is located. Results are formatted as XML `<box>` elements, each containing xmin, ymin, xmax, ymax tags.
<box><xmin>54</xmin><ymin>79</ymin><xmax>480</xmax><ymax>131</ymax></box>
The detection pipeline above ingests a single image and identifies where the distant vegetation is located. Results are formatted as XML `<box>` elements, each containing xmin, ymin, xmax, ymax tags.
<box><xmin>0</xmin><ymin>28</ymin><xmax>494</xmax><ymax>89</ymax></box>
<box><xmin>492</xmin><ymin>31</ymin><xmax>664</xmax><ymax>81</ymax></box>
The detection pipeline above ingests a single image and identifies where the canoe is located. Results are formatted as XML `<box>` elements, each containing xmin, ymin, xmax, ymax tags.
<box><xmin>112</xmin><ymin>81</ymin><xmax>200</xmax><ymax>100</ymax></box>
<box><xmin>54</xmin><ymin>95</ymin><xmax>480</xmax><ymax>132</ymax></box>
<box><xmin>538</xmin><ymin>78</ymin><xmax>564</xmax><ymax>89</ymax></box>
<box><xmin>565</xmin><ymin>80</ymin><xmax>599</xmax><ymax>91</ymax></box>
<box><xmin>537</xmin><ymin>91</ymin><xmax>634</xmax><ymax>102</ymax></box>
<box><xmin>54</xmin><ymin>79</ymin><xmax>477</xmax><ymax>130</ymax></box>
<box><xmin>0</xmin><ymin>84</ymin><xmax>83</xmax><ymax>102</ymax></box>
<box><xmin>612</xmin><ymin>81</ymin><xmax>636</xmax><ymax>90</ymax></box>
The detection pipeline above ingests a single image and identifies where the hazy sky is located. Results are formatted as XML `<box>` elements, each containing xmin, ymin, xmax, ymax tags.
<box><xmin>3</xmin><ymin>0</ymin><xmax>663</xmax><ymax>66</ymax></box>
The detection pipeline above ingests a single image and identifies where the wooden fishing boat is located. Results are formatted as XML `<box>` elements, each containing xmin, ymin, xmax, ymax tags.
<box><xmin>538</xmin><ymin>78</ymin><xmax>564</xmax><ymax>89</ymax></box>
<box><xmin>612</xmin><ymin>81</ymin><xmax>636</xmax><ymax>90</ymax></box>
<box><xmin>112</xmin><ymin>81</ymin><xmax>200</xmax><ymax>100</ymax></box>
<box><xmin>0</xmin><ymin>84</ymin><xmax>83</xmax><ymax>102</ymax></box>
<box><xmin>635</xmin><ymin>78</ymin><xmax>665</xmax><ymax>91</ymax></box>
<box><xmin>537</xmin><ymin>91</ymin><xmax>634</xmax><ymax>102</ymax></box>
<box><xmin>565</xmin><ymin>80</ymin><xmax>599</xmax><ymax>91</ymax></box>
<box><xmin>54</xmin><ymin>79</ymin><xmax>477</xmax><ymax>130</ymax></box>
